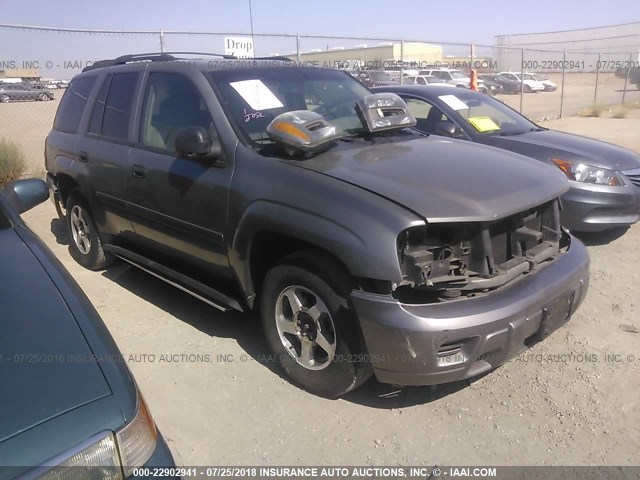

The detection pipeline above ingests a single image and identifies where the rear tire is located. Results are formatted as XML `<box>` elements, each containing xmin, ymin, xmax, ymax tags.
<box><xmin>0</xmin><ymin>94</ymin><xmax>10</xmax><ymax>103</ymax></box>
<box><xmin>260</xmin><ymin>250</ymin><xmax>373</xmax><ymax>398</ymax></box>
<box><xmin>66</xmin><ymin>190</ymin><xmax>114</xmax><ymax>270</ymax></box>
<box><xmin>38</xmin><ymin>93</ymin><xmax>49</xmax><ymax>101</ymax></box>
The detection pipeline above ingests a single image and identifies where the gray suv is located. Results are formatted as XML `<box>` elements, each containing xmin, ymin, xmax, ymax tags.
<box><xmin>45</xmin><ymin>53</ymin><xmax>590</xmax><ymax>398</ymax></box>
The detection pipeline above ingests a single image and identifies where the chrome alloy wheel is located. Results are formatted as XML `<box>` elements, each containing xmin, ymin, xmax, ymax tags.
<box><xmin>274</xmin><ymin>285</ymin><xmax>337</xmax><ymax>370</ymax></box>
<box><xmin>70</xmin><ymin>204</ymin><xmax>92</xmax><ymax>255</ymax></box>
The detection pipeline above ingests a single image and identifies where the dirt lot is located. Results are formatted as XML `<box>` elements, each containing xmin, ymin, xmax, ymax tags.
<box><xmin>17</xmin><ymin>112</ymin><xmax>640</xmax><ymax>467</ymax></box>
<box><xmin>499</xmin><ymin>72</ymin><xmax>640</xmax><ymax>120</ymax></box>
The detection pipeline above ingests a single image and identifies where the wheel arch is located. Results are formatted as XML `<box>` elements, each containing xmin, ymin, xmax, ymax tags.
<box><xmin>229</xmin><ymin>201</ymin><xmax>407</xmax><ymax>310</ymax></box>
<box><xmin>245</xmin><ymin>231</ymin><xmax>354</xmax><ymax>309</ymax></box>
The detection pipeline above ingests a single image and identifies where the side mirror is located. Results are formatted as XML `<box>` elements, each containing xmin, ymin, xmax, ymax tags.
<box><xmin>174</xmin><ymin>127</ymin><xmax>222</xmax><ymax>161</ymax></box>
<box><xmin>436</xmin><ymin>121</ymin><xmax>457</xmax><ymax>136</ymax></box>
<box><xmin>2</xmin><ymin>178</ymin><xmax>49</xmax><ymax>214</ymax></box>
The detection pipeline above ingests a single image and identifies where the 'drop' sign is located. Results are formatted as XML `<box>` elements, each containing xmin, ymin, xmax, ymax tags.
<box><xmin>224</xmin><ymin>37</ymin><xmax>255</xmax><ymax>58</ymax></box>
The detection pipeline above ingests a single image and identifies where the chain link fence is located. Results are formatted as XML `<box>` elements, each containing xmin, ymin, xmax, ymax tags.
<box><xmin>1</xmin><ymin>24</ymin><xmax>639</xmax><ymax>174</ymax></box>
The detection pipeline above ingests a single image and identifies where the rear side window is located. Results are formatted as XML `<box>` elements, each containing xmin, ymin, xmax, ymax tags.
<box><xmin>88</xmin><ymin>72</ymin><xmax>139</xmax><ymax>140</ymax></box>
<box><xmin>88</xmin><ymin>75</ymin><xmax>110</xmax><ymax>135</ymax></box>
<box><xmin>53</xmin><ymin>76</ymin><xmax>97</xmax><ymax>134</ymax></box>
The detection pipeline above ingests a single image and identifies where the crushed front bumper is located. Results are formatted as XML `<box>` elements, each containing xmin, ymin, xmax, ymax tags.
<box><xmin>350</xmin><ymin>235</ymin><xmax>590</xmax><ymax>386</ymax></box>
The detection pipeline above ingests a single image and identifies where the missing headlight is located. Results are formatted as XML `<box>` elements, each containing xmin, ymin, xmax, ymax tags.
<box><xmin>396</xmin><ymin>200</ymin><xmax>564</xmax><ymax>303</ymax></box>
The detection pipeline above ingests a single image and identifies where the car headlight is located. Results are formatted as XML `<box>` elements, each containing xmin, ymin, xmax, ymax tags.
<box><xmin>37</xmin><ymin>434</ymin><xmax>122</xmax><ymax>480</ymax></box>
<box><xmin>37</xmin><ymin>388</ymin><xmax>157</xmax><ymax>479</ymax></box>
<box><xmin>552</xmin><ymin>158</ymin><xmax>621</xmax><ymax>186</ymax></box>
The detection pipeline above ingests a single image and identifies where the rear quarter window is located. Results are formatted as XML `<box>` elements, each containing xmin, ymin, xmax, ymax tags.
<box><xmin>53</xmin><ymin>76</ymin><xmax>97</xmax><ymax>134</ymax></box>
<box><xmin>87</xmin><ymin>72</ymin><xmax>139</xmax><ymax>140</ymax></box>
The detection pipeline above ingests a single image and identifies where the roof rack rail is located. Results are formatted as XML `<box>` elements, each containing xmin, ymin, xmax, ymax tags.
<box><xmin>82</xmin><ymin>52</ymin><xmax>236</xmax><ymax>72</ymax></box>
<box><xmin>82</xmin><ymin>52</ymin><xmax>294</xmax><ymax>72</ymax></box>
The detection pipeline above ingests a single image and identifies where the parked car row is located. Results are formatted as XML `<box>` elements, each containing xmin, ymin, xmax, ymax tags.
<box><xmin>0</xmin><ymin>83</ymin><xmax>55</xmax><ymax>103</ymax></box>
<box><xmin>348</xmin><ymin>68</ymin><xmax>558</xmax><ymax>95</ymax></box>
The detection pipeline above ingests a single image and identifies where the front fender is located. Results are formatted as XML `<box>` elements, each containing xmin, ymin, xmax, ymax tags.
<box><xmin>230</xmin><ymin>199</ymin><xmax>421</xmax><ymax>303</ymax></box>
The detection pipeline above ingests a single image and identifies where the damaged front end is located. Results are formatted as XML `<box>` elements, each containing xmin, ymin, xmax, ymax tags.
<box><xmin>395</xmin><ymin>199</ymin><xmax>567</xmax><ymax>303</ymax></box>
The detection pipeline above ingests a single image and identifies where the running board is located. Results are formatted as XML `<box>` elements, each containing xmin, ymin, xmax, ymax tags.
<box><xmin>103</xmin><ymin>244</ymin><xmax>244</xmax><ymax>312</ymax></box>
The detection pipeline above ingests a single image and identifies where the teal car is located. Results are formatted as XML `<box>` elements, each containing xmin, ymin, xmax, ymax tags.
<box><xmin>0</xmin><ymin>179</ymin><xmax>177</xmax><ymax>479</ymax></box>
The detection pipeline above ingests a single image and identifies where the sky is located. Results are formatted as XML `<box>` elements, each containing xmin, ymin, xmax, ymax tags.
<box><xmin>1</xmin><ymin>0</ymin><xmax>639</xmax><ymax>45</ymax></box>
<box><xmin>1</xmin><ymin>0</ymin><xmax>639</xmax><ymax>79</ymax></box>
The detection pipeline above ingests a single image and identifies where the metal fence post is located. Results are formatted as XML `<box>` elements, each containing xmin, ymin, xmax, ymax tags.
<box><xmin>519</xmin><ymin>49</ymin><xmax>524</xmax><ymax>113</ymax></box>
<box><xmin>400</xmin><ymin>39</ymin><xmax>404</xmax><ymax>85</ymax></box>
<box><xmin>470</xmin><ymin>43</ymin><xmax>474</xmax><ymax>70</ymax></box>
<box><xmin>622</xmin><ymin>52</ymin><xmax>633</xmax><ymax>105</ymax></box>
<box><xmin>559</xmin><ymin>51</ymin><xmax>566</xmax><ymax>118</ymax></box>
<box><xmin>593</xmin><ymin>53</ymin><xmax>601</xmax><ymax>103</ymax></box>
<box><xmin>159</xmin><ymin>29</ymin><xmax>165</xmax><ymax>52</ymax></box>
<box><xmin>296</xmin><ymin>34</ymin><xmax>301</xmax><ymax>63</ymax></box>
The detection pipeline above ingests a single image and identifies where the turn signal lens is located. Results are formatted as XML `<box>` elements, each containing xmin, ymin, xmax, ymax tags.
<box><xmin>116</xmin><ymin>391</ymin><xmax>158</xmax><ymax>477</ymax></box>
<box><xmin>271</xmin><ymin>122</ymin><xmax>311</xmax><ymax>141</ymax></box>
<box><xmin>551</xmin><ymin>158</ymin><xmax>621</xmax><ymax>186</ymax></box>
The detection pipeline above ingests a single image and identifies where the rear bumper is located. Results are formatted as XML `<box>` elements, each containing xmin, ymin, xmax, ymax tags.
<box><xmin>350</xmin><ymin>236</ymin><xmax>590</xmax><ymax>386</ymax></box>
<box><xmin>561</xmin><ymin>180</ymin><xmax>640</xmax><ymax>232</ymax></box>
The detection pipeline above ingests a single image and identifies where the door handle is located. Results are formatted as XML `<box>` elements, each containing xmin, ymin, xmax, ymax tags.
<box><xmin>131</xmin><ymin>165</ymin><xmax>146</xmax><ymax>179</ymax></box>
<box><xmin>78</xmin><ymin>151</ymin><xmax>89</xmax><ymax>162</ymax></box>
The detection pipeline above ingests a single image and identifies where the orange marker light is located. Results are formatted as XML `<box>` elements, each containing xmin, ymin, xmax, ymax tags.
<box><xmin>551</xmin><ymin>158</ymin><xmax>575</xmax><ymax>180</ymax></box>
<box><xmin>272</xmin><ymin>122</ymin><xmax>310</xmax><ymax>142</ymax></box>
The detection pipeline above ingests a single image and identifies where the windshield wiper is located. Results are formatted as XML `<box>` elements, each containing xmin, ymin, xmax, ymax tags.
<box><xmin>497</xmin><ymin>131</ymin><xmax>526</xmax><ymax>136</ymax></box>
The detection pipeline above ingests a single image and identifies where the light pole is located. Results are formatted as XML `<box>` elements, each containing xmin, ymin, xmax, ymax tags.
<box><xmin>248</xmin><ymin>0</ymin><xmax>255</xmax><ymax>39</ymax></box>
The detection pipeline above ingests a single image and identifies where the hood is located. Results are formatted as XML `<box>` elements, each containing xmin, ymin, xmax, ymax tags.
<box><xmin>484</xmin><ymin>129</ymin><xmax>640</xmax><ymax>171</ymax></box>
<box><xmin>0</xmin><ymin>228</ymin><xmax>112</xmax><ymax>443</ymax></box>
<box><xmin>296</xmin><ymin>136</ymin><xmax>569</xmax><ymax>223</ymax></box>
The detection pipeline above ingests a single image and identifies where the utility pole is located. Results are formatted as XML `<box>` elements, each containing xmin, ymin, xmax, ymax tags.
<box><xmin>249</xmin><ymin>0</ymin><xmax>255</xmax><ymax>40</ymax></box>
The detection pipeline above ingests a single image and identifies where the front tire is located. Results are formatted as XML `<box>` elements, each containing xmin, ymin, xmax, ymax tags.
<box><xmin>260</xmin><ymin>251</ymin><xmax>372</xmax><ymax>398</ymax></box>
<box><xmin>66</xmin><ymin>191</ymin><xmax>114</xmax><ymax>270</ymax></box>
<box><xmin>38</xmin><ymin>93</ymin><xmax>49</xmax><ymax>101</ymax></box>
<box><xmin>0</xmin><ymin>94</ymin><xmax>10</xmax><ymax>103</ymax></box>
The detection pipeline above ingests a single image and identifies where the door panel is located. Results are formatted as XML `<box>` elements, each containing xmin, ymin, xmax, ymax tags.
<box><xmin>78</xmin><ymin>73</ymin><xmax>140</xmax><ymax>236</ymax></box>
<box><xmin>126</xmin><ymin>72</ymin><xmax>232</xmax><ymax>274</ymax></box>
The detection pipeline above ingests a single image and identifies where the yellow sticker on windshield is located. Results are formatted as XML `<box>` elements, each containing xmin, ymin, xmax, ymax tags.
<box><xmin>468</xmin><ymin>116</ymin><xmax>500</xmax><ymax>132</ymax></box>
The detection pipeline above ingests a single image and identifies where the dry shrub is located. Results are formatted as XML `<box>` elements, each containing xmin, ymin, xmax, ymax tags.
<box><xmin>0</xmin><ymin>138</ymin><xmax>26</xmax><ymax>187</ymax></box>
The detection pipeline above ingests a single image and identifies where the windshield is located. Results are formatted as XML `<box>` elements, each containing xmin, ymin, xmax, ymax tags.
<box><xmin>440</xmin><ymin>93</ymin><xmax>539</xmax><ymax>135</ymax></box>
<box><xmin>451</xmin><ymin>72</ymin><xmax>468</xmax><ymax>79</ymax></box>
<box><xmin>523</xmin><ymin>74</ymin><xmax>536</xmax><ymax>81</ymax></box>
<box><xmin>209</xmin><ymin>68</ymin><xmax>371</xmax><ymax>147</ymax></box>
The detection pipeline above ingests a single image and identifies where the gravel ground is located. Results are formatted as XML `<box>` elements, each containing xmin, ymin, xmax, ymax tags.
<box><xmin>18</xmin><ymin>112</ymin><xmax>640</xmax><ymax>467</ymax></box>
